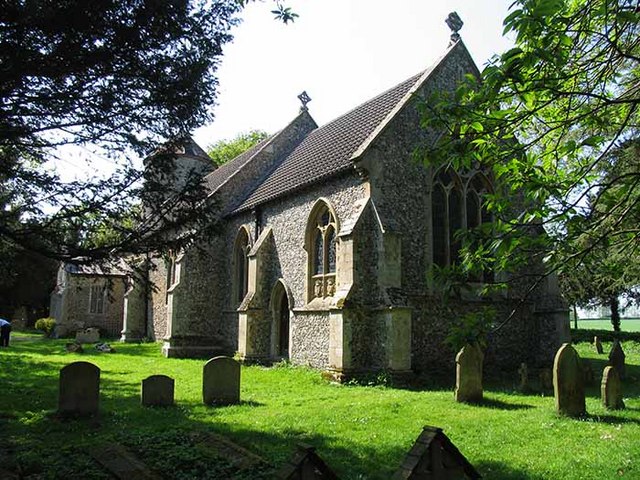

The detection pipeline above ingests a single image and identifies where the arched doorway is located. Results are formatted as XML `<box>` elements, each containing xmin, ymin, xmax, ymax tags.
<box><xmin>270</xmin><ymin>280</ymin><xmax>292</xmax><ymax>360</ymax></box>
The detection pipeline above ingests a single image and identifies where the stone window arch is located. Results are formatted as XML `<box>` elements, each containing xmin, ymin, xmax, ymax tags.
<box><xmin>306</xmin><ymin>199</ymin><xmax>339</xmax><ymax>301</ymax></box>
<box><xmin>432</xmin><ymin>168</ymin><xmax>463</xmax><ymax>268</ymax></box>
<box><xmin>432</xmin><ymin>169</ymin><xmax>493</xmax><ymax>270</ymax></box>
<box><xmin>232</xmin><ymin>226</ymin><xmax>251</xmax><ymax>306</ymax></box>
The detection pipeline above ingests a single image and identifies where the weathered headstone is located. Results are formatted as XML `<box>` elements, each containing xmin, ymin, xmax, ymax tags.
<box><xmin>582</xmin><ymin>360</ymin><xmax>595</xmax><ymax>386</ymax></box>
<box><xmin>90</xmin><ymin>443</ymin><xmax>162</xmax><ymax>480</ymax></box>
<box><xmin>141</xmin><ymin>375</ymin><xmax>175</xmax><ymax>407</ymax></box>
<box><xmin>393</xmin><ymin>426</ymin><xmax>481</xmax><ymax>480</ymax></box>
<box><xmin>539</xmin><ymin>368</ymin><xmax>553</xmax><ymax>391</ymax></box>
<box><xmin>277</xmin><ymin>443</ymin><xmax>339</xmax><ymax>480</ymax></box>
<box><xmin>203</xmin><ymin>356</ymin><xmax>240</xmax><ymax>405</ymax></box>
<box><xmin>553</xmin><ymin>343</ymin><xmax>586</xmax><ymax>417</ymax></box>
<box><xmin>608</xmin><ymin>340</ymin><xmax>626</xmax><ymax>379</ymax></box>
<box><xmin>601</xmin><ymin>366</ymin><xmax>625</xmax><ymax>410</ymax></box>
<box><xmin>58</xmin><ymin>361</ymin><xmax>100</xmax><ymax>416</ymax></box>
<box><xmin>594</xmin><ymin>336</ymin><xmax>603</xmax><ymax>354</ymax></box>
<box><xmin>454</xmin><ymin>343</ymin><xmax>483</xmax><ymax>404</ymax></box>
<box><xmin>518</xmin><ymin>362</ymin><xmax>529</xmax><ymax>392</ymax></box>
<box><xmin>76</xmin><ymin>327</ymin><xmax>100</xmax><ymax>344</ymax></box>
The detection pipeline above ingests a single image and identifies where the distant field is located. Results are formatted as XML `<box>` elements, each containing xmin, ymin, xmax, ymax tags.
<box><xmin>575</xmin><ymin>318</ymin><xmax>640</xmax><ymax>332</ymax></box>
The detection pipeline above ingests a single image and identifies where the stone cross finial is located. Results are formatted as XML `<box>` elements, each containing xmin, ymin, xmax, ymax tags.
<box><xmin>297</xmin><ymin>90</ymin><xmax>311</xmax><ymax>111</ymax></box>
<box><xmin>445</xmin><ymin>11</ymin><xmax>463</xmax><ymax>44</ymax></box>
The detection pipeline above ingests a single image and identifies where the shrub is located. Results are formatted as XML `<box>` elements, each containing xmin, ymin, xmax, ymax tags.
<box><xmin>34</xmin><ymin>317</ymin><xmax>56</xmax><ymax>336</ymax></box>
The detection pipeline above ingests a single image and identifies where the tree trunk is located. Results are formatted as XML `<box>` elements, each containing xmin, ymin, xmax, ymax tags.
<box><xmin>573</xmin><ymin>304</ymin><xmax>578</xmax><ymax>330</ymax></box>
<box><xmin>610</xmin><ymin>296</ymin><xmax>621</xmax><ymax>332</ymax></box>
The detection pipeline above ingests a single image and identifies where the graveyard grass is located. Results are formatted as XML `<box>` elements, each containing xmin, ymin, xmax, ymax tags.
<box><xmin>1</xmin><ymin>335</ymin><xmax>639</xmax><ymax>479</ymax></box>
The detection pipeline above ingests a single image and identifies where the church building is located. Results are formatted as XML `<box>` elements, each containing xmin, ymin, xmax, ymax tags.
<box><xmin>57</xmin><ymin>26</ymin><xmax>570</xmax><ymax>380</ymax></box>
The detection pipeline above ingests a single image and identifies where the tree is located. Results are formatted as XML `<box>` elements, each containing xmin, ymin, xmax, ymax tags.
<box><xmin>207</xmin><ymin>130</ymin><xmax>270</xmax><ymax>166</ymax></box>
<box><xmin>0</xmin><ymin>0</ymin><xmax>292</xmax><ymax>265</ymax></box>
<box><xmin>424</xmin><ymin>0</ymin><xmax>640</xmax><ymax>304</ymax></box>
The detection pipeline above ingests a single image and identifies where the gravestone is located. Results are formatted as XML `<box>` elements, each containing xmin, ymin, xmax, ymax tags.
<box><xmin>277</xmin><ymin>443</ymin><xmax>339</xmax><ymax>480</ymax></box>
<box><xmin>518</xmin><ymin>362</ymin><xmax>529</xmax><ymax>392</ymax></box>
<box><xmin>58</xmin><ymin>361</ymin><xmax>100</xmax><ymax>416</ymax></box>
<box><xmin>141</xmin><ymin>375</ymin><xmax>175</xmax><ymax>407</ymax></box>
<box><xmin>601</xmin><ymin>366</ymin><xmax>625</xmax><ymax>410</ymax></box>
<box><xmin>608</xmin><ymin>340</ymin><xmax>626</xmax><ymax>379</ymax></box>
<box><xmin>393</xmin><ymin>426</ymin><xmax>481</xmax><ymax>480</ymax></box>
<box><xmin>582</xmin><ymin>360</ymin><xmax>595</xmax><ymax>386</ymax></box>
<box><xmin>553</xmin><ymin>343</ymin><xmax>586</xmax><ymax>417</ymax></box>
<box><xmin>454</xmin><ymin>343</ymin><xmax>483</xmax><ymax>404</ymax></box>
<box><xmin>539</xmin><ymin>368</ymin><xmax>553</xmax><ymax>391</ymax></box>
<box><xmin>203</xmin><ymin>356</ymin><xmax>240</xmax><ymax>405</ymax></box>
<box><xmin>76</xmin><ymin>327</ymin><xmax>100</xmax><ymax>344</ymax></box>
<box><xmin>594</xmin><ymin>336</ymin><xmax>603</xmax><ymax>354</ymax></box>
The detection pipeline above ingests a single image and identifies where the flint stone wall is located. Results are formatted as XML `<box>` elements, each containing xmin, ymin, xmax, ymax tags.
<box><xmin>56</xmin><ymin>274</ymin><xmax>126</xmax><ymax>337</ymax></box>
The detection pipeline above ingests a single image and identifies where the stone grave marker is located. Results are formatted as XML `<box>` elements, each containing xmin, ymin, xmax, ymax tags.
<box><xmin>553</xmin><ymin>343</ymin><xmax>586</xmax><ymax>417</ymax></box>
<box><xmin>76</xmin><ymin>327</ymin><xmax>100</xmax><ymax>344</ymax></box>
<box><xmin>58</xmin><ymin>361</ymin><xmax>100</xmax><ymax>416</ymax></box>
<box><xmin>393</xmin><ymin>426</ymin><xmax>481</xmax><ymax>480</ymax></box>
<box><xmin>454</xmin><ymin>343</ymin><xmax>483</xmax><ymax>403</ymax></box>
<box><xmin>518</xmin><ymin>362</ymin><xmax>529</xmax><ymax>392</ymax></box>
<box><xmin>141</xmin><ymin>375</ymin><xmax>174</xmax><ymax>407</ymax></box>
<box><xmin>582</xmin><ymin>360</ymin><xmax>595</xmax><ymax>386</ymax></box>
<box><xmin>608</xmin><ymin>340</ymin><xmax>626</xmax><ymax>379</ymax></box>
<box><xmin>203</xmin><ymin>356</ymin><xmax>240</xmax><ymax>405</ymax></box>
<box><xmin>601</xmin><ymin>366</ymin><xmax>625</xmax><ymax>410</ymax></box>
<box><xmin>90</xmin><ymin>443</ymin><xmax>161</xmax><ymax>480</ymax></box>
<box><xmin>539</xmin><ymin>368</ymin><xmax>553</xmax><ymax>391</ymax></box>
<box><xmin>594</xmin><ymin>336</ymin><xmax>603</xmax><ymax>354</ymax></box>
<box><xmin>277</xmin><ymin>443</ymin><xmax>339</xmax><ymax>480</ymax></box>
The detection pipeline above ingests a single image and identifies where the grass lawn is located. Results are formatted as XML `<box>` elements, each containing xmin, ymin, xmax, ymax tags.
<box><xmin>575</xmin><ymin>318</ymin><xmax>640</xmax><ymax>332</ymax></box>
<box><xmin>1</xmin><ymin>334</ymin><xmax>639</xmax><ymax>479</ymax></box>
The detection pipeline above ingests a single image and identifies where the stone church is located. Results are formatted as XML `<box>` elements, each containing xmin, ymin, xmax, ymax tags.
<box><xmin>56</xmin><ymin>31</ymin><xmax>570</xmax><ymax>379</ymax></box>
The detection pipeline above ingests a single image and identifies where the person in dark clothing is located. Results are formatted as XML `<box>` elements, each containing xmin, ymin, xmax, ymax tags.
<box><xmin>0</xmin><ymin>319</ymin><xmax>12</xmax><ymax>347</ymax></box>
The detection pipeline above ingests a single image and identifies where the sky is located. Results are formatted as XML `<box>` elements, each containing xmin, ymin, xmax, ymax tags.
<box><xmin>193</xmin><ymin>0</ymin><xmax>515</xmax><ymax>149</ymax></box>
<box><xmin>52</xmin><ymin>0</ymin><xmax>515</xmax><ymax>179</ymax></box>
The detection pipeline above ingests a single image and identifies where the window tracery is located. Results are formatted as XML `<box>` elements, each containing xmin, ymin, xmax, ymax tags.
<box><xmin>308</xmin><ymin>201</ymin><xmax>338</xmax><ymax>301</ymax></box>
<box><xmin>432</xmin><ymin>169</ymin><xmax>493</xmax><ymax>281</ymax></box>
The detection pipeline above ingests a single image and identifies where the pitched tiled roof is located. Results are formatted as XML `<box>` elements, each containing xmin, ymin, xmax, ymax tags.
<box><xmin>232</xmin><ymin>71</ymin><xmax>425</xmax><ymax>213</ymax></box>
<box><xmin>203</xmin><ymin>137</ymin><xmax>270</xmax><ymax>192</ymax></box>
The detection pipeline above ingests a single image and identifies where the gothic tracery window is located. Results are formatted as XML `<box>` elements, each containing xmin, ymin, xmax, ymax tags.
<box><xmin>308</xmin><ymin>201</ymin><xmax>338</xmax><ymax>301</ymax></box>
<box><xmin>432</xmin><ymin>169</ymin><xmax>493</xmax><ymax>280</ymax></box>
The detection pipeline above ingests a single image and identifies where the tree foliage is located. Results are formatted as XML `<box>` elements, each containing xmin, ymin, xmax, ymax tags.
<box><xmin>207</xmin><ymin>130</ymin><xmax>270</xmax><ymax>166</ymax></box>
<box><xmin>0</xmin><ymin>1</ymin><xmax>294</xmax><ymax>266</ymax></box>
<box><xmin>424</xmin><ymin>0</ymin><xmax>640</xmax><ymax>304</ymax></box>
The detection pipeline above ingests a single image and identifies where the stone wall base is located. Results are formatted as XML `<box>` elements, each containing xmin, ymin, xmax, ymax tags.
<box><xmin>322</xmin><ymin>368</ymin><xmax>414</xmax><ymax>386</ymax></box>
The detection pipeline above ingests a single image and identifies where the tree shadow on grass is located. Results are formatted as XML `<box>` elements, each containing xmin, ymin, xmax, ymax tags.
<box><xmin>471</xmin><ymin>396</ymin><xmax>534</xmax><ymax>411</ymax></box>
<box><xmin>475</xmin><ymin>460</ymin><xmax>545</xmax><ymax>480</ymax></box>
<box><xmin>583</xmin><ymin>413</ymin><xmax>640</xmax><ymax>426</ymax></box>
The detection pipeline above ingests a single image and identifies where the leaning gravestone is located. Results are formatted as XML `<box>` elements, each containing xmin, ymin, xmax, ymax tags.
<box><xmin>553</xmin><ymin>343</ymin><xmax>586</xmax><ymax>417</ymax></box>
<box><xmin>608</xmin><ymin>340</ymin><xmax>626</xmax><ymax>379</ymax></box>
<box><xmin>58</xmin><ymin>361</ymin><xmax>100</xmax><ymax>416</ymax></box>
<box><xmin>454</xmin><ymin>343</ymin><xmax>483</xmax><ymax>403</ymax></box>
<box><xmin>141</xmin><ymin>375</ymin><xmax>174</xmax><ymax>407</ymax></box>
<box><xmin>203</xmin><ymin>356</ymin><xmax>240</xmax><ymax>405</ymax></box>
<box><xmin>594</xmin><ymin>336</ymin><xmax>603</xmax><ymax>354</ymax></box>
<box><xmin>601</xmin><ymin>366</ymin><xmax>625</xmax><ymax>410</ymax></box>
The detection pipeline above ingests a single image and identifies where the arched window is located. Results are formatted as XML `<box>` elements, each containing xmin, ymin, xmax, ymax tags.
<box><xmin>233</xmin><ymin>227</ymin><xmax>251</xmax><ymax>306</ymax></box>
<box><xmin>431</xmin><ymin>169</ymin><xmax>493</xmax><ymax>275</ymax></box>
<box><xmin>307</xmin><ymin>201</ymin><xmax>338</xmax><ymax>301</ymax></box>
<box><xmin>432</xmin><ymin>168</ymin><xmax>463</xmax><ymax>268</ymax></box>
